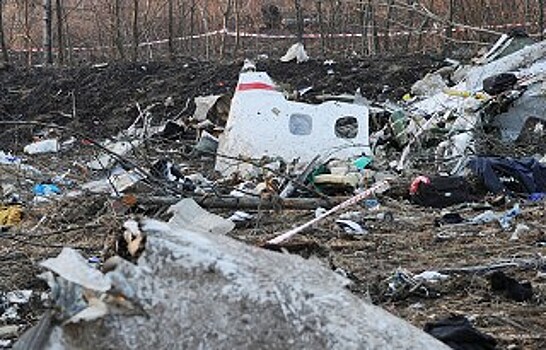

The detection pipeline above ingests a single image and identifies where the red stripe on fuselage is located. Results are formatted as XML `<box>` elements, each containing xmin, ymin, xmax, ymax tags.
<box><xmin>236</xmin><ymin>82</ymin><xmax>276</xmax><ymax>91</ymax></box>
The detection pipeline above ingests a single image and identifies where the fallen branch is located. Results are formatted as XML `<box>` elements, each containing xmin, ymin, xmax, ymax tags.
<box><xmin>437</xmin><ymin>257</ymin><xmax>545</xmax><ymax>274</ymax></box>
<box><xmin>138</xmin><ymin>195</ymin><xmax>344</xmax><ymax>210</ymax></box>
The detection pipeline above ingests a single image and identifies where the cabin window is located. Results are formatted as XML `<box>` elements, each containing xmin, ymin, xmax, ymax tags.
<box><xmin>335</xmin><ymin>116</ymin><xmax>358</xmax><ymax>139</ymax></box>
<box><xmin>289</xmin><ymin>114</ymin><xmax>313</xmax><ymax>135</ymax></box>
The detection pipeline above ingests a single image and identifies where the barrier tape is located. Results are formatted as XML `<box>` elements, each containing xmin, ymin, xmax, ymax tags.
<box><xmin>8</xmin><ymin>21</ymin><xmax>541</xmax><ymax>53</ymax></box>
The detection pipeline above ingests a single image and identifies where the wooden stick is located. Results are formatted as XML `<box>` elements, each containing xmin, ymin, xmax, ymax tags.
<box><xmin>266</xmin><ymin>181</ymin><xmax>390</xmax><ymax>245</ymax></box>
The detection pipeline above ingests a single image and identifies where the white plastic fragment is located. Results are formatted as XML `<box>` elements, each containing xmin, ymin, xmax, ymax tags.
<box><xmin>39</xmin><ymin>247</ymin><xmax>111</xmax><ymax>292</ymax></box>
<box><xmin>168</xmin><ymin>198</ymin><xmax>235</xmax><ymax>234</ymax></box>
<box><xmin>23</xmin><ymin>139</ymin><xmax>59</xmax><ymax>154</ymax></box>
<box><xmin>280</xmin><ymin>42</ymin><xmax>309</xmax><ymax>63</ymax></box>
<box><xmin>6</xmin><ymin>290</ymin><xmax>32</xmax><ymax>304</ymax></box>
<box><xmin>0</xmin><ymin>150</ymin><xmax>21</xmax><ymax>165</ymax></box>
<box><xmin>510</xmin><ymin>223</ymin><xmax>530</xmax><ymax>241</ymax></box>
<box><xmin>87</xmin><ymin>140</ymin><xmax>141</xmax><ymax>170</ymax></box>
<box><xmin>228</xmin><ymin>211</ymin><xmax>253</xmax><ymax>222</ymax></box>
<box><xmin>336</xmin><ymin>219</ymin><xmax>366</xmax><ymax>234</ymax></box>
<box><xmin>414</xmin><ymin>271</ymin><xmax>449</xmax><ymax>283</ymax></box>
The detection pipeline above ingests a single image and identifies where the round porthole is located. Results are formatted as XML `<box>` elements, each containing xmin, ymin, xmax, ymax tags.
<box><xmin>335</xmin><ymin>116</ymin><xmax>358</xmax><ymax>139</ymax></box>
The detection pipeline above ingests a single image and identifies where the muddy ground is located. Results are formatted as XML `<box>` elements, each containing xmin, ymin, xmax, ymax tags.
<box><xmin>1</xmin><ymin>55</ymin><xmax>545</xmax><ymax>349</ymax></box>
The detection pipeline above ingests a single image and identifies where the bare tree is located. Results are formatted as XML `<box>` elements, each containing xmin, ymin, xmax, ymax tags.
<box><xmin>190</xmin><ymin>0</ymin><xmax>195</xmax><ymax>54</ymax></box>
<box><xmin>221</xmin><ymin>0</ymin><xmax>233</xmax><ymax>58</ymax></box>
<box><xmin>114</xmin><ymin>0</ymin><xmax>125</xmax><ymax>59</ymax></box>
<box><xmin>168</xmin><ymin>0</ymin><xmax>174</xmax><ymax>60</ymax></box>
<box><xmin>132</xmin><ymin>0</ymin><xmax>139</xmax><ymax>61</ymax></box>
<box><xmin>55</xmin><ymin>0</ymin><xmax>63</xmax><ymax>64</ymax></box>
<box><xmin>538</xmin><ymin>0</ymin><xmax>544</xmax><ymax>40</ymax></box>
<box><xmin>234</xmin><ymin>0</ymin><xmax>240</xmax><ymax>54</ymax></box>
<box><xmin>316</xmin><ymin>0</ymin><xmax>325</xmax><ymax>55</ymax></box>
<box><xmin>294</xmin><ymin>0</ymin><xmax>304</xmax><ymax>43</ymax></box>
<box><xmin>0</xmin><ymin>0</ymin><xmax>8</xmax><ymax>64</ymax></box>
<box><xmin>43</xmin><ymin>0</ymin><xmax>53</xmax><ymax>64</ymax></box>
<box><xmin>445</xmin><ymin>0</ymin><xmax>454</xmax><ymax>53</ymax></box>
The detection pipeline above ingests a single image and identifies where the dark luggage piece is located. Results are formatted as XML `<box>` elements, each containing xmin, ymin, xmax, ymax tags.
<box><xmin>483</xmin><ymin>73</ymin><xmax>517</xmax><ymax>95</ymax></box>
<box><xmin>424</xmin><ymin>315</ymin><xmax>497</xmax><ymax>350</ymax></box>
<box><xmin>412</xmin><ymin>176</ymin><xmax>470</xmax><ymax>208</ymax></box>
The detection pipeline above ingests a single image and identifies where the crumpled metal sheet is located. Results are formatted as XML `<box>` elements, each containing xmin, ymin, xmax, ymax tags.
<box><xmin>17</xmin><ymin>215</ymin><xmax>448</xmax><ymax>350</ymax></box>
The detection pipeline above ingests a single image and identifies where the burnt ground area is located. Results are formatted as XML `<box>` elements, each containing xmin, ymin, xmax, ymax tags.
<box><xmin>0</xmin><ymin>54</ymin><xmax>442</xmax><ymax>151</ymax></box>
<box><xmin>1</xmin><ymin>55</ymin><xmax>545</xmax><ymax>349</ymax></box>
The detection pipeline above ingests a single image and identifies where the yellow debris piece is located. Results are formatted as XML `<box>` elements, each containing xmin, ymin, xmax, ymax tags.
<box><xmin>0</xmin><ymin>205</ymin><xmax>23</xmax><ymax>227</ymax></box>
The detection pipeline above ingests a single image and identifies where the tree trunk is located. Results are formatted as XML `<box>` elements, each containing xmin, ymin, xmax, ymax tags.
<box><xmin>63</xmin><ymin>3</ymin><xmax>73</xmax><ymax>64</ymax></box>
<box><xmin>404</xmin><ymin>0</ymin><xmax>416</xmax><ymax>52</ymax></box>
<box><xmin>316</xmin><ymin>0</ymin><xmax>325</xmax><ymax>55</ymax></box>
<box><xmin>445</xmin><ymin>0</ymin><xmax>454</xmax><ymax>54</ymax></box>
<box><xmin>203</xmin><ymin>0</ymin><xmax>210</xmax><ymax>59</ymax></box>
<box><xmin>384</xmin><ymin>0</ymin><xmax>394</xmax><ymax>52</ymax></box>
<box><xmin>538</xmin><ymin>0</ymin><xmax>544</xmax><ymax>40</ymax></box>
<box><xmin>43</xmin><ymin>0</ymin><xmax>53</xmax><ymax>64</ymax></box>
<box><xmin>234</xmin><ymin>0</ymin><xmax>240</xmax><ymax>54</ymax></box>
<box><xmin>114</xmin><ymin>0</ymin><xmax>125</xmax><ymax>60</ymax></box>
<box><xmin>294</xmin><ymin>0</ymin><xmax>304</xmax><ymax>43</ymax></box>
<box><xmin>168</xmin><ymin>0</ymin><xmax>174</xmax><ymax>60</ymax></box>
<box><xmin>371</xmin><ymin>1</ymin><xmax>379</xmax><ymax>54</ymax></box>
<box><xmin>190</xmin><ymin>0</ymin><xmax>195</xmax><ymax>54</ymax></box>
<box><xmin>221</xmin><ymin>0</ymin><xmax>233</xmax><ymax>58</ymax></box>
<box><xmin>0</xmin><ymin>0</ymin><xmax>8</xmax><ymax>64</ymax></box>
<box><xmin>179</xmin><ymin>0</ymin><xmax>186</xmax><ymax>51</ymax></box>
<box><xmin>55</xmin><ymin>0</ymin><xmax>64</xmax><ymax>65</ymax></box>
<box><xmin>132</xmin><ymin>0</ymin><xmax>139</xmax><ymax>61</ymax></box>
<box><xmin>524</xmin><ymin>0</ymin><xmax>530</xmax><ymax>26</ymax></box>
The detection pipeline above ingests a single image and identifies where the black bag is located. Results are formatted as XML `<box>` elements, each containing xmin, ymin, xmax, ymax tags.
<box><xmin>412</xmin><ymin>176</ymin><xmax>470</xmax><ymax>208</ymax></box>
<box><xmin>483</xmin><ymin>73</ymin><xmax>517</xmax><ymax>95</ymax></box>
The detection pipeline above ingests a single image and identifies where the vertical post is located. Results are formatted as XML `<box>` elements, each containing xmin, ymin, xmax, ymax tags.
<box><xmin>132</xmin><ymin>0</ymin><xmax>139</xmax><ymax>61</ymax></box>
<box><xmin>0</xmin><ymin>0</ymin><xmax>9</xmax><ymax>64</ymax></box>
<box><xmin>56</xmin><ymin>0</ymin><xmax>64</xmax><ymax>65</ymax></box>
<box><xmin>43</xmin><ymin>0</ymin><xmax>53</xmax><ymax>64</ymax></box>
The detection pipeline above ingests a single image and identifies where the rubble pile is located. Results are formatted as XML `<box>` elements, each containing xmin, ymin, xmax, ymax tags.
<box><xmin>1</xmin><ymin>39</ymin><xmax>545</xmax><ymax>349</ymax></box>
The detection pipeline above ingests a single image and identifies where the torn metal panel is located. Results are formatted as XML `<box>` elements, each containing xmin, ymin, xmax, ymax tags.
<box><xmin>193</xmin><ymin>95</ymin><xmax>223</xmax><ymax>121</ymax></box>
<box><xmin>412</xmin><ymin>40</ymin><xmax>546</xmax><ymax>117</ymax></box>
<box><xmin>216</xmin><ymin>68</ymin><xmax>371</xmax><ymax>175</ymax></box>
<box><xmin>21</xmin><ymin>216</ymin><xmax>449</xmax><ymax>350</ymax></box>
<box><xmin>493</xmin><ymin>60</ymin><xmax>546</xmax><ymax>140</ymax></box>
